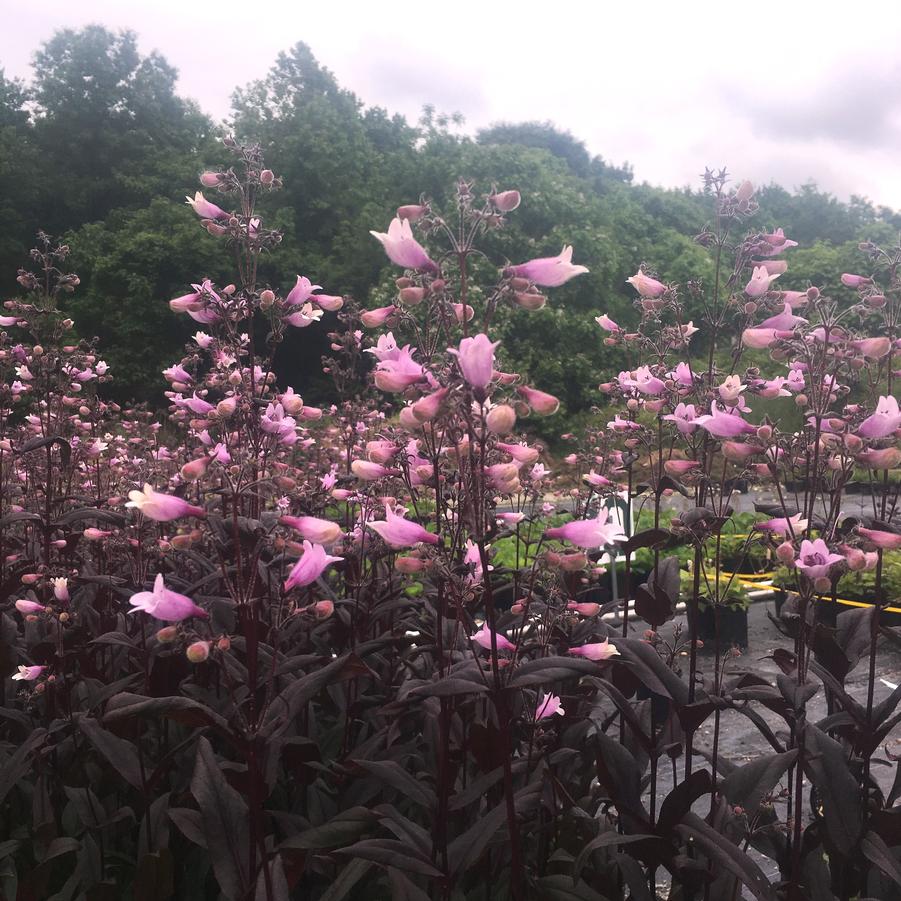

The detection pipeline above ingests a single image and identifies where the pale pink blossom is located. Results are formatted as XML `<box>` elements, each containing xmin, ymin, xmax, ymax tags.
<box><xmin>595</xmin><ymin>314</ymin><xmax>620</xmax><ymax>332</ymax></box>
<box><xmin>11</xmin><ymin>665</ymin><xmax>46</xmax><ymax>681</ymax></box>
<box><xmin>367</xmin><ymin>507</ymin><xmax>440</xmax><ymax>549</ymax></box>
<box><xmin>129</xmin><ymin>574</ymin><xmax>207</xmax><ymax>622</ymax></box>
<box><xmin>545</xmin><ymin>507</ymin><xmax>626</xmax><ymax>549</ymax></box>
<box><xmin>535</xmin><ymin>692</ymin><xmax>565</xmax><ymax>720</ymax></box>
<box><xmin>626</xmin><ymin>269</ymin><xmax>665</xmax><ymax>298</ymax></box>
<box><xmin>857</xmin><ymin>527</ymin><xmax>901</xmax><ymax>550</ymax></box>
<box><xmin>126</xmin><ymin>484</ymin><xmax>204</xmax><ymax>521</ymax></box>
<box><xmin>508</xmin><ymin>246</ymin><xmax>589</xmax><ymax>287</ymax></box>
<box><xmin>691</xmin><ymin>402</ymin><xmax>756</xmax><ymax>439</ymax></box>
<box><xmin>185</xmin><ymin>191</ymin><xmax>228</xmax><ymax>220</ymax></box>
<box><xmin>449</xmin><ymin>334</ymin><xmax>499</xmax><ymax>390</ymax></box>
<box><xmin>471</xmin><ymin>624</ymin><xmax>515</xmax><ymax>652</ymax></box>
<box><xmin>285</xmin><ymin>275</ymin><xmax>322</xmax><ymax>306</ymax></box>
<box><xmin>663</xmin><ymin>402</ymin><xmax>698</xmax><ymax>435</ymax></box>
<box><xmin>516</xmin><ymin>385</ymin><xmax>560</xmax><ymax>415</ymax></box>
<box><xmin>370</xmin><ymin>217</ymin><xmax>436</xmax><ymax>271</ymax></box>
<box><xmin>568</xmin><ymin>639</ymin><xmax>620</xmax><ymax>661</ymax></box>
<box><xmin>858</xmin><ymin>396</ymin><xmax>901</xmax><ymax>439</ymax></box>
<box><xmin>284</xmin><ymin>541</ymin><xmax>344</xmax><ymax>591</ymax></box>
<box><xmin>744</xmin><ymin>265</ymin><xmax>781</xmax><ymax>298</ymax></box>
<box><xmin>794</xmin><ymin>539</ymin><xmax>844</xmax><ymax>582</ymax></box>
<box><xmin>280</xmin><ymin>515</ymin><xmax>343</xmax><ymax>545</ymax></box>
<box><xmin>756</xmin><ymin>513</ymin><xmax>807</xmax><ymax>536</ymax></box>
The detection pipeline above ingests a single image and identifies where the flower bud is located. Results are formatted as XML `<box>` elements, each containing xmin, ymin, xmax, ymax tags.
<box><xmin>259</xmin><ymin>289</ymin><xmax>275</xmax><ymax>309</ymax></box>
<box><xmin>398</xmin><ymin>286</ymin><xmax>425</xmax><ymax>305</ymax></box>
<box><xmin>260</xmin><ymin>169</ymin><xmax>274</xmax><ymax>185</ymax></box>
<box><xmin>186</xmin><ymin>641</ymin><xmax>211</xmax><ymax>663</ymax></box>
<box><xmin>776</xmin><ymin>541</ymin><xmax>796</xmax><ymax>565</ymax></box>
<box><xmin>486</xmin><ymin>404</ymin><xmax>517</xmax><ymax>435</ymax></box>
<box><xmin>312</xmin><ymin>600</ymin><xmax>334</xmax><ymax>619</ymax></box>
<box><xmin>756</xmin><ymin>425</ymin><xmax>772</xmax><ymax>441</ymax></box>
<box><xmin>813</xmin><ymin>576</ymin><xmax>831</xmax><ymax>594</ymax></box>
<box><xmin>217</xmin><ymin>636</ymin><xmax>231</xmax><ymax>651</ymax></box>
<box><xmin>156</xmin><ymin>626</ymin><xmax>178</xmax><ymax>642</ymax></box>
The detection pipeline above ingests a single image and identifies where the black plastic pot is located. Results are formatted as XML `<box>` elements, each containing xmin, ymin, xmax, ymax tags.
<box><xmin>697</xmin><ymin>604</ymin><xmax>748</xmax><ymax>648</ymax></box>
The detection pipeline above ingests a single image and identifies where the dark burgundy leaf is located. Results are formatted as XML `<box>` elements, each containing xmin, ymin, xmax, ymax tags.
<box><xmin>76</xmin><ymin>714</ymin><xmax>144</xmax><ymax>790</ymax></box>
<box><xmin>656</xmin><ymin>769</ymin><xmax>712</xmax><ymax>834</ymax></box>
<box><xmin>623</xmin><ymin>529</ymin><xmax>670</xmax><ymax>555</ymax></box>
<box><xmin>335</xmin><ymin>839</ymin><xmax>443</xmax><ymax>878</ymax></box>
<box><xmin>720</xmin><ymin>750</ymin><xmax>798</xmax><ymax>817</ymax></box>
<box><xmin>279</xmin><ymin>807</ymin><xmax>378</xmax><ymax>850</ymax></box>
<box><xmin>191</xmin><ymin>736</ymin><xmax>249</xmax><ymax>900</ymax></box>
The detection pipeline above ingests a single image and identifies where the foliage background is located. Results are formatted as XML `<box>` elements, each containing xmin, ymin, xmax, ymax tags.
<box><xmin>2</xmin><ymin>26</ymin><xmax>899</xmax><ymax>421</ymax></box>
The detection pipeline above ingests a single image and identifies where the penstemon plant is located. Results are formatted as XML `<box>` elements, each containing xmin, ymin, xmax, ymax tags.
<box><xmin>1</xmin><ymin>142</ymin><xmax>900</xmax><ymax>901</ymax></box>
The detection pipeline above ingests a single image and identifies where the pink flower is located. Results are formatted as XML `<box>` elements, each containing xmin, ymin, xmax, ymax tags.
<box><xmin>471</xmin><ymin>624</ymin><xmax>515</xmax><ymax>652</ymax></box>
<box><xmin>373</xmin><ymin>346</ymin><xmax>424</xmax><ymax>392</ymax></box>
<box><xmin>756</xmin><ymin>513</ymin><xmax>807</xmax><ymax>536</ymax></box>
<box><xmin>669</xmin><ymin>362</ymin><xmax>695</xmax><ymax>388</ymax></box>
<box><xmin>857</xmin><ymin>527</ymin><xmax>901</xmax><ymax>550</ymax></box>
<box><xmin>633</xmin><ymin>366</ymin><xmax>666</xmax><ymax>396</ymax></box>
<box><xmin>626</xmin><ymin>269</ymin><xmax>665</xmax><ymax>298</ymax></box>
<box><xmin>185</xmin><ymin>191</ymin><xmax>228</xmax><ymax>220</ymax></box>
<box><xmin>284</xmin><ymin>541</ymin><xmax>344</xmax><ymax>591</ymax></box>
<box><xmin>497</xmin><ymin>442</ymin><xmax>540</xmax><ymax>465</ymax></box>
<box><xmin>508</xmin><ymin>246</ymin><xmax>589</xmax><ymax>287</ymax></box>
<box><xmin>535</xmin><ymin>692</ymin><xmax>565</xmax><ymax>721</ymax></box>
<box><xmin>360</xmin><ymin>305</ymin><xmax>396</xmax><ymax>328</ymax></box>
<box><xmin>11</xmin><ymin>665</ymin><xmax>46</xmax><ymax>681</ymax></box>
<box><xmin>516</xmin><ymin>386</ymin><xmax>560</xmax><ymax>415</ymax></box>
<box><xmin>758</xmin><ymin>228</ymin><xmax>798</xmax><ymax>255</ymax></box>
<box><xmin>745</xmin><ymin>265</ymin><xmax>781</xmax><ymax>298</ymax></box>
<box><xmin>351</xmin><ymin>460</ymin><xmax>399</xmax><ymax>480</ymax></box>
<box><xmin>285</xmin><ymin>275</ymin><xmax>322</xmax><ymax>305</ymax></box>
<box><xmin>283</xmin><ymin>304</ymin><xmax>324</xmax><ymax>328</ymax></box>
<box><xmin>568</xmin><ymin>639</ymin><xmax>620</xmax><ymax>661</ymax></box>
<box><xmin>856</xmin><ymin>447</ymin><xmax>901</xmax><ymax>469</ymax></box>
<box><xmin>794</xmin><ymin>539</ymin><xmax>845</xmax><ymax>582</ymax></box>
<box><xmin>758</xmin><ymin>303</ymin><xmax>807</xmax><ymax>330</ymax></box>
<box><xmin>15</xmin><ymin>599</ymin><xmax>46</xmax><ymax>615</ymax></box>
<box><xmin>841</xmin><ymin>273</ymin><xmax>872</xmax><ymax>288</ymax></box>
<box><xmin>691</xmin><ymin>402</ymin><xmax>756</xmax><ymax>439</ymax></box>
<box><xmin>741</xmin><ymin>325</ymin><xmax>785</xmax><ymax>347</ymax></box>
<box><xmin>126</xmin><ymin>484</ymin><xmax>204</xmax><ymax>521</ymax></box>
<box><xmin>449</xmin><ymin>334</ymin><xmax>499</xmax><ymax>390</ymax></box>
<box><xmin>367</xmin><ymin>507</ymin><xmax>440</xmax><ymax>549</ymax></box>
<box><xmin>128</xmin><ymin>574</ymin><xmax>207</xmax><ymax>622</ymax></box>
<box><xmin>370</xmin><ymin>217</ymin><xmax>436</xmax><ymax>271</ymax></box>
<box><xmin>280</xmin><ymin>515</ymin><xmax>343</xmax><ymax>545</ymax></box>
<box><xmin>851</xmin><ymin>338</ymin><xmax>892</xmax><ymax>360</ymax></box>
<box><xmin>664</xmin><ymin>459</ymin><xmax>700</xmax><ymax>476</ymax></box>
<box><xmin>490</xmin><ymin>190</ymin><xmax>521</xmax><ymax>212</ymax></box>
<box><xmin>663</xmin><ymin>402</ymin><xmax>699</xmax><ymax>435</ymax></box>
<box><xmin>545</xmin><ymin>507</ymin><xmax>627</xmax><ymax>549</ymax></box>
<box><xmin>595</xmin><ymin>314</ymin><xmax>620</xmax><ymax>332</ymax></box>
<box><xmin>858</xmin><ymin>396</ymin><xmax>901</xmax><ymax>439</ymax></box>
<box><xmin>757</xmin><ymin>377</ymin><xmax>791</xmax><ymax>398</ymax></box>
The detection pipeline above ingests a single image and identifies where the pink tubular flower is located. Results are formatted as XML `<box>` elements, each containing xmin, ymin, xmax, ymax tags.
<box><xmin>280</xmin><ymin>515</ymin><xmax>343</xmax><ymax>545</ymax></box>
<box><xmin>633</xmin><ymin>366</ymin><xmax>666</xmax><ymax>396</ymax></box>
<box><xmin>851</xmin><ymin>338</ymin><xmax>892</xmax><ymax>360</ymax></box>
<box><xmin>507</xmin><ymin>246</ymin><xmax>589</xmax><ymax>287</ymax></box>
<box><xmin>535</xmin><ymin>692</ymin><xmax>565</xmax><ymax>721</ymax></box>
<box><xmin>471</xmin><ymin>624</ymin><xmax>515</xmax><ymax>652</ymax></box>
<box><xmin>857</xmin><ymin>527</ymin><xmax>901</xmax><ymax>550</ymax></box>
<box><xmin>490</xmin><ymin>190</ymin><xmax>521</xmax><ymax>212</ymax></box>
<box><xmin>373</xmin><ymin>346</ymin><xmax>424</xmax><ymax>392</ymax></box>
<box><xmin>360</xmin><ymin>305</ymin><xmax>396</xmax><ymax>328</ymax></box>
<box><xmin>283</xmin><ymin>304</ymin><xmax>324</xmax><ymax>328</ymax></box>
<box><xmin>759</xmin><ymin>228</ymin><xmax>798</xmax><ymax>255</ymax></box>
<box><xmin>758</xmin><ymin>303</ymin><xmax>807</xmax><ymax>330</ymax></box>
<box><xmin>285</xmin><ymin>275</ymin><xmax>322</xmax><ymax>305</ymax></box>
<box><xmin>794</xmin><ymin>539</ymin><xmax>845</xmax><ymax>582</ymax></box>
<box><xmin>857</xmin><ymin>396</ymin><xmax>901</xmax><ymax>439</ymax></box>
<box><xmin>595</xmin><ymin>314</ymin><xmax>620</xmax><ymax>332</ymax></box>
<box><xmin>15</xmin><ymin>599</ymin><xmax>46</xmax><ymax>615</ymax></box>
<box><xmin>369</xmin><ymin>217</ymin><xmax>436</xmax><ymax>271</ymax></box>
<box><xmin>742</xmin><ymin>327</ymin><xmax>794</xmax><ymax>348</ymax></box>
<box><xmin>351</xmin><ymin>460</ymin><xmax>399</xmax><ymax>480</ymax></box>
<box><xmin>545</xmin><ymin>507</ymin><xmax>627</xmax><ymax>549</ymax></box>
<box><xmin>284</xmin><ymin>541</ymin><xmax>343</xmax><ymax>592</ymax></box>
<box><xmin>744</xmin><ymin>265</ymin><xmax>781</xmax><ymax>298</ymax></box>
<box><xmin>568</xmin><ymin>639</ymin><xmax>620</xmax><ymax>661</ymax></box>
<box><xmin>662</xmin><ymin>402</ymin><xmax>698</xmax><ymax>435</ymax></box>
<box><xmin>664</xmin><ymin>459</ymin><xmax>700</xmax><ymax>476</ymax></box>
<box><xmin>126</xmin><ymin>484</ymin><xmax>204</xmax><ymax>521</ymax></box>
<box><xmin>516</xmin><ymin>385</ymin><xmax>560</xmax><ymax>415</ymax></box>
<box><xmin>626</xmin><ymin>269</ymin><xmax>665</xmax><ymax>298</ymax></box>
<box><xmin>841</xmin><ymin>273</ymin><xmax>872</xmax><ymax>288</ymax></box>
<box><xmin>856</xmin><ymin>447</ymin><xmax>901</xmax><ymax>469</ymax></box>
<box><xmin>185</xmin><ymin>191</ymin><xmax>228</xmax><ymax>220</ymax></box>
<box><xmin>756</xmin><ymin>512</ymin><xmax>808</xmax><ymax>536</ymax></box>
<box><xmin>449</xmin><ymin>334</ymin><xmax>499</xmax><ymax>390</ymax></box>
<box><xmin>691</xmin><ymin>401</ymin><xmax>756</xmax><ymax>439</ymax></box>
<box><xmin>367</xmin><ymin>507</ymin><xmax>440</xmax><ymax>549</ymax></box>
<box><xmin>669</xmin><ymin>363</ymin><xmax>694</xmax><ymax>389</ymax></box>
<box><xmin>11</xmin><ymin>665</ymin><xmax>46</xmax><ymax>681</ymax></box>
<box><xmin>128</xmin><ymin>574</ymin><xmax>207</xmax><ymax>622</ymax></box>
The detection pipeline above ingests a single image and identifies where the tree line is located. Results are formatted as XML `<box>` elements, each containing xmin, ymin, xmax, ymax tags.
<box><xmin>2</xmin><ymin>26</ymin><xmax>899</xmax><ymax>426</ymax></box>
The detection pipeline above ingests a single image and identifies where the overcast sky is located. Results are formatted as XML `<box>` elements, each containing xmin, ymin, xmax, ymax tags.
<box><xmin>4</xmin><ymin>0</ymin><xmax>901</xmax><ymax>207</ymax></box>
